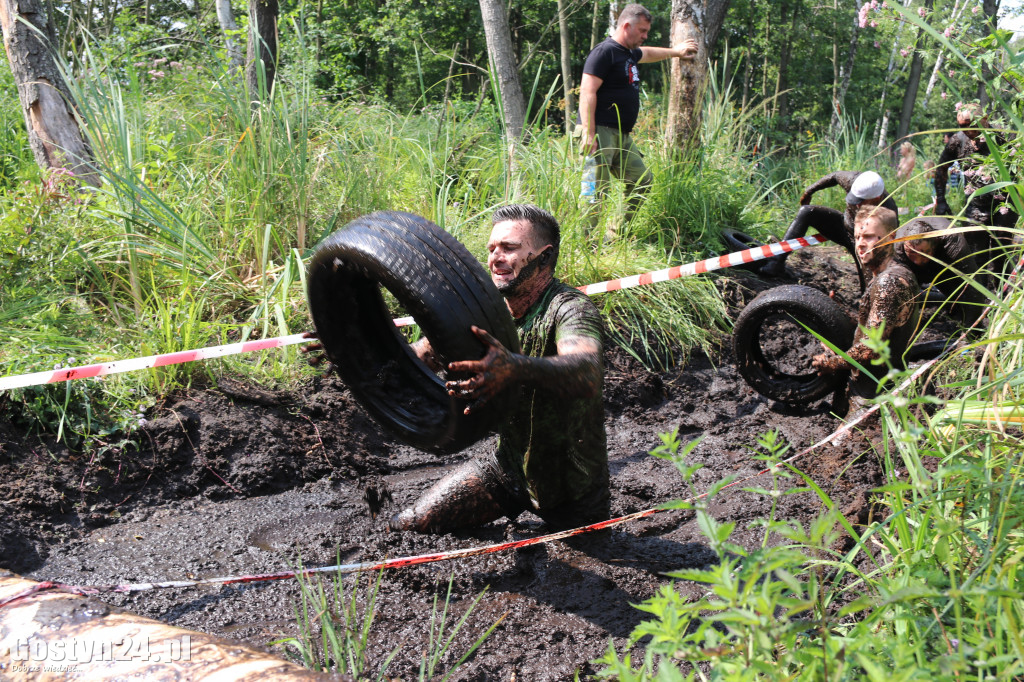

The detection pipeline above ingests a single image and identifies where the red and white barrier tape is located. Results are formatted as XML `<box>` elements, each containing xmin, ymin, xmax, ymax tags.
<box><xmin>0</xmin><ymin>234</ymin><xmax>824</xmax><ymax>393</ymax></box>
<box><xmin>6</xmin><ymin>244</ymin><xmax>1018</xmax><ymax>606</ymax></box>
<box><xmin>0</xmin><ymin>334</ymin><xmax>310</xmax><ymax>393</ymax></box>
<box><xmin>575</xmin><ymin>234</ymin><xmax>825</xmax><ymax>295</ymax></box>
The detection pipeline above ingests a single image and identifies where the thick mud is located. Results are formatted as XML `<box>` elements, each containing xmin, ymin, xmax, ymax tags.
<box><xmin>0</xmin><ymin>247</ymin><xmax>928</xmax><ymax>680</ymax></box>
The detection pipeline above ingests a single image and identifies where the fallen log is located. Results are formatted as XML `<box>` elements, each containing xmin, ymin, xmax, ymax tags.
<box><xmin>0</xmin><ymin>573</ymin><xmax>333</xmax><ymax>681</ymax></box>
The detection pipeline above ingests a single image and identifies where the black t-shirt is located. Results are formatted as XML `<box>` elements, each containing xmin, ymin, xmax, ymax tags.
<box><xmin>580</xmin><ymin>38</ymin><xmax>643</xmax><ymax>134</ymax></box>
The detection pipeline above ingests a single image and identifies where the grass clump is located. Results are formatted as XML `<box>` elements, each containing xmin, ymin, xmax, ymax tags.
<box><xmin>274</xmin><ymin>565</ymin><xmax>503</xmax><ymax>680</ymax></box>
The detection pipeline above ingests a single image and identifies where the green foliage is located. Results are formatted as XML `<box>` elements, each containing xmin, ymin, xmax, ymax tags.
<box><xmin>0</xmin><ymin>61</ymin><xmax>33</xmax><ymax>190</ymax></box>
<box><xmin>596</xmin><ymin>414</ymin><xmax>1024</xmax><ymax>680</ymax></box>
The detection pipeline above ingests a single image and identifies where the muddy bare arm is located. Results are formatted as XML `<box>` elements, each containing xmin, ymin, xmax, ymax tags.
<box><xmin>445</xmin><ymin>326</ymin><xmax>601</xmax><ymax>415</ymax></box>
<box><xmin>800</xmin><ymin>171</ymin><xmax>858</xmax><ymax>205</ymax></box>
<box><xmin>812</xmin><ymin>268</ymin><xmax>918</xmax><ymax>374</ymax></box>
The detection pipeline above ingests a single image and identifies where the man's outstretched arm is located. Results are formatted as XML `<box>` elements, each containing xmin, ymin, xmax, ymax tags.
<box><xmin>445</xmin><ymin>326</ymin><xmax>601</xmax><ymax>415</ymax></box>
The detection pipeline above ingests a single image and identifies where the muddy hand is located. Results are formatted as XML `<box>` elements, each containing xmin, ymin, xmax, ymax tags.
<box><xmin>445</xmin><ymin>326</ymin><xmax>516</xmax><ymax>415</ymax></box>
<box><xmin>299</xmin><ymin>331</ymin><xmax>327</xmax><ymax>367</ymax></box>
<box><xmin>811</xmin><ymin>351</ymin><xmax>840</xmax><ymax>375</ymax></box>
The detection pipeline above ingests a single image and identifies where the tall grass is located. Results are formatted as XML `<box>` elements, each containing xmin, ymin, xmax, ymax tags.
<box><xmin>2</xmin><ymin>18</ymin><xmax>786</xmax><ymax>446</ymax></box>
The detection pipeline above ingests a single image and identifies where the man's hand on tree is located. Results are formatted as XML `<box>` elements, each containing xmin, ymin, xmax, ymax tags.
<box><xmin>674</xmin><ymin>37</ymin><xmax>698</xmax><ymax>59</ymax></box>
<box><xmin>445</xmin><ymin>326</ymin><xmax>518</xmax><ymax>415</ymax></box>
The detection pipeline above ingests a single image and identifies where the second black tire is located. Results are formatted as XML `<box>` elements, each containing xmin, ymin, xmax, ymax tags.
<box><xmin>733</xmin><ymin>284</ymin><xmax>856</xmax><ymax>404</ymax></box>
<box><xmin>720</xmin><ymin>228</ymin><xmax>766</xmax><ymax>273</ymax></box>
<box><xmin>306</xmin><ymin>211</ymin><xmax>520</xmax><ymax>454</ymax></box>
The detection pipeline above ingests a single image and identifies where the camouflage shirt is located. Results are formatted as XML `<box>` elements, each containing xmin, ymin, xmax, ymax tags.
<box><xmin>494</xmin><ymin>279</ymin><xmax>608</xmax><ymax>511</ymax></box>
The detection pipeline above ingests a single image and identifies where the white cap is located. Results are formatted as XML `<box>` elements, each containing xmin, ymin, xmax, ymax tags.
<box><xmin>846</xmin><ymin>171</ymin><xmax>885</xmax><ymax>205</ymax></box>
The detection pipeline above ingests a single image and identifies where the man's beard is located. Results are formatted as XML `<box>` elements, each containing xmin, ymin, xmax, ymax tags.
<box><xmin>495</xmin><ymin>254</ymin><xmax>545</xmax><ymax>296</ymax></box>
<box><xmin>860</xmin><ymin>248</ymin><xmax>890</xmax><ymax>272</ymax></box>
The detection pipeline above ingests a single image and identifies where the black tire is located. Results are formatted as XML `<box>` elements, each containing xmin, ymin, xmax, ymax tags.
<box><xmin>905</xmin><ymin>338</ymin><xmax>954</xmax><ymax>363</ymax></box>
<box><xmin>733</xmin><ymin>285</ymin><xmax>856</xmax><ymax>404</ymax></box>
<box><xmin>306</xmin><ymin>211</ymin><xmax>520</xmax><ymax>454</ymax></box>
<box><xmin>721</xmin><ymin>228</ymin><xmax>769</xmax><ymax>273</ymax></box>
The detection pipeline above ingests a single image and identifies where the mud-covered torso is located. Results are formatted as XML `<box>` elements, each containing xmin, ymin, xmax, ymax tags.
<box><xmin>850</xmin><ymin>262</ymin><xmax>920</xmax><ymax>396</ymax></box>
<box><xmin>494</xmin><ymin>280</ymin><xmax>607</xmax><ymax>511</ymax></box>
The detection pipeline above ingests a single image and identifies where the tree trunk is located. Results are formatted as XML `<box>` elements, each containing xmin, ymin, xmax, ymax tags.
<box><xmin>829</xmin><ymin>0</ymin><xmax>861</xmax><ymax>140</ymax></box>
<box><xmin>923</xmin><ymin>0</ymin><xmax>964</xmax><ymax>106</ymax></box>
<box><xmin>557</xmin><ymin>0</ymin><xmax>574</xmax><ymax>134</ymax></box>
<box><xmin>246</xmin><ymin>0</ymin><xmax>279</xmax><ymax>105</ymax></box>
<box><xmin>876</xmin><ymin>0</ymin><xmax>913</xmax><ymax>148</ymax></box>
<box><xmin>479</xmin><ymin>0</ymin><xmax>526</xmax><ymax>141</ymax></box>
<box><xmin>590</xmin><ymin>0</ymin><xmax>601</xmax><ymax>49</ymax></box>
<box><xmin>607</xmin><ymin>1</ymin><xmax>620</xmax><ymax>39</ymax></box>
<box><xmin>0</xmin><ymin>0</ymin><xmax>100</xmax><ymax>186</ymax></box>
<box><xmin>978</xmin><ymin>0</ymin><xmax>998</xmax><ymax>105</ymax></box>
<box><xmin>665</xmin><ymin>0</ymin><xmax>731</xmax><ymax>150</ymax></box>
<box><xmin>216</xmin><ymin>0</ymin><xmax>243</xmax><ymax>74</ymax></box>
<box><xmin>831</xmin><ymin>0</ymin><xmax>838</xmax><ymax>107</ymax></box>
<box><xmin>895</xmin><ymin>0</ymin><xmax>932</xmax><ymax>147</ymax></box>
<box><xmin>774</xmin><ymin>0</ymin><xmax>799</xmax><ymax>123</ymax></box>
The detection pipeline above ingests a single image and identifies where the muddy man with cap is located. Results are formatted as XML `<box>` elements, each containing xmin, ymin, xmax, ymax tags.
<box><xmin>760</xmin><ymin>169</ymin><xmax>899</xmax><ymax>291</ymax></box>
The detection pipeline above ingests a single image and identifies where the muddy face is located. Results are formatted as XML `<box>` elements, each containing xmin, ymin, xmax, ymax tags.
<box><xmin>905</xmin><ymin>239</ymin><xmax>934</xmax><ymax>267</ymax></box>
<box><xmin>854</xmin><ymin>215</ymin><xmax>892</xmax><ymax>272</ymax></box>
<box><xmin>487</xmin><ymin>219</ymin><xmax>554</xmax><ymax>317</ymax></box>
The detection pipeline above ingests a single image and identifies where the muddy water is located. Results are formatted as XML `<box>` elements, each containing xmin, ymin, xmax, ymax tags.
<box><xmin>4</xmin><ymin>251</ymin><xmax>901</xmax><ymax>679</ymax></box>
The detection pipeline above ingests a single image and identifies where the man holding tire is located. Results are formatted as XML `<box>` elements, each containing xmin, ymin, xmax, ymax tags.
<box><xmin>812</xmin><ymin>206</ymin><xmax>919</xmax><ymax>412</ymax></box>
<box><xmin>390</xmin><ymin>204</ymin><xmax>610</xmax><ymax>534</ymax></box>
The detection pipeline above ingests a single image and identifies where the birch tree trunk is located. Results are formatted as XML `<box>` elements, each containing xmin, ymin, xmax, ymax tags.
<box><xmin>922</xmin><ymin>0</ymin><xmax>964</xmax><ymax>105</ymax></box>
<box><xmin>829</xmin><ymin>0</ymin><xmax>862</xmax><ymax>140</ymax></box>
<box><xmin>0</xmin><ymin>0</ymin><xmax>100</xmax><ymax>186</ymax></box>
<box><xmin>557</xmin><ymin>0</ymin><xmax>575</xmax><ymax>134</ymax></box>
<box><xmin>246</xmin><ymin>0</ymin><xmax>279</xmax><ymax>106</ymax></box>
<box><xmin>607</xmin><ymin>1</ymin><xmax>620</xmax><ymax>39</ymax></box>
<box><xmin>215</xmin><ymin>0</ymin><xmax>243</xmax><ymax>74</ymax></box>
<box><xmin>479</xmin><ymin>0</ymin><xmax>526</xmax><ymax>141</ymax></box>
<box><xmin>876</xmin><ymin>0</ymin><xmax>913</xmax><ymax>148</ymax></box>
<box><xmin>978</xmin><ymin>0</ymin><xmax>998</xmax><ymax>105</ymax></box>
<box><xmin>895</xmin><ymin>0</ymin><xmax>933</xmax><ymax>146</ymax></box>
<box><xmin>665</xmin><ymin>0</ymin><xmax>731</xmax><ymax>150</ymax></box>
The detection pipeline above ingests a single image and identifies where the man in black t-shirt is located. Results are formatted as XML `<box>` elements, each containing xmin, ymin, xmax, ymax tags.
<box><xmin>576</xmin><ymin>3</ymin><xmax>697</xmax><ymax>240</ymax></box>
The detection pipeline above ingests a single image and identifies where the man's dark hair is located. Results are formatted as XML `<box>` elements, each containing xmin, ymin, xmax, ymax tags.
<box><xmin>492</xmin><ymin>204</ymin><xmax>561</xmax><ymax>264</ymax></box>
<box><xmin>617</xmin><ymin>3</ymin><xmax>652</xmax><ymax>27</ymax></box>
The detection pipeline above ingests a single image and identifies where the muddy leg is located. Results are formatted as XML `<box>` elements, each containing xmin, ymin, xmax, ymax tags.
<box><xmin>389</xmin><ymin>459</ymin><xmax>520</xmax><ymax>534</ymax></box>
<box><xmin>761</xmin><ymin>206</ymin><xmax>847</xmax><ymax>278</ymax></box>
